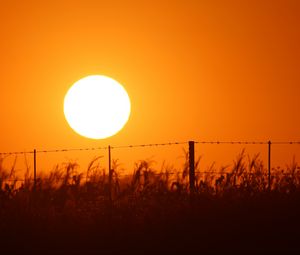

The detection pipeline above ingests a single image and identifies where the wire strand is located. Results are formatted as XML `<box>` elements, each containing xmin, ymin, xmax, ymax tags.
<box><xmin>1</xmin><ymin>140</ymin><xmax>300</xmax><ymax>155</ymax></box>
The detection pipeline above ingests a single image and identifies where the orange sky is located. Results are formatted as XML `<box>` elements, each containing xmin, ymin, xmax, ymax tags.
<box><xmin>0</xmin><ymin>0</ymin><xmax>299</xmax><ymax>172</ymax></box>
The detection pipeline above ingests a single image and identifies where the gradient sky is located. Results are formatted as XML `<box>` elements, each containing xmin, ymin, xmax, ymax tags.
<box><xmin>0</xmin><ymin>0</ymin><xmax>299</xmax><ymax>171</ymax></box>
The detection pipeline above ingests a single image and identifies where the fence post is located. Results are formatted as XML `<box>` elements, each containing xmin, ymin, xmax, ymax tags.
<box><xmin>33</xmin><ymin>149</ymin><xmax>37</xmax><ymax>191</ymax></box>
<box><xmin>189</xmin><ymin>141</ymin><xmax>195</xmax><ymax>193</ymax></box>
<box><xmin>268</xmin><ymin>141</ymin><xmax>271</xmax><ymax>191</ymax></box>
<box><xmin>108</xmin><ymin>145</ymin><xmax>112</xmax><ymax>202</ymax></box>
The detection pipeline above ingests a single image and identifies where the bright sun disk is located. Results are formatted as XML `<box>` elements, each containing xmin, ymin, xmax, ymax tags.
<box><xmin>64</xmin><ymin>75</ymin><xmax>131</xmax><ymax>139</ymax></box>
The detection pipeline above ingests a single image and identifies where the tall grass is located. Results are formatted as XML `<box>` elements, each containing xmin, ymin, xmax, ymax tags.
<box><xmin>0</xmin><ymin>150</ymin><xmax>300</xmax><ymax>254</ymax></box>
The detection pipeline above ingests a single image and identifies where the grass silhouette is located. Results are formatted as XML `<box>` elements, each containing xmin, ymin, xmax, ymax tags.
<box><xmin>0</xmin><ymin>150</ymin><xmax>300</xmax><ymax>254</ymax></box>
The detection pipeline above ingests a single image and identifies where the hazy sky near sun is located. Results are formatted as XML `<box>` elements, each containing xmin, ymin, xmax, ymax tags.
<box><xmin>0</xmin><ymin>0</ymin><xmax>299</xmax><ymax>169</ymax></box>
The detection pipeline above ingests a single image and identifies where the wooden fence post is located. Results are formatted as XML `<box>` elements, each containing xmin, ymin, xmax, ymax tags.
<box><xmin>268</xmin><ymin>141</ymin><xmax>271</xmax><ymax>191</ymax></box>
<box><xmin>189</xmin><ymin>141</ymin><xmax>195</xmax><ymax>193</ymax></box>
<box><xmin>33</xmin><ymin>149</ymin><xmax>37</xmax><ymax>191</ymax></box>
<box><xmin>108</xmin><ymin>145</ymin><xmax>112</xmax><ymax>202</ymax></box>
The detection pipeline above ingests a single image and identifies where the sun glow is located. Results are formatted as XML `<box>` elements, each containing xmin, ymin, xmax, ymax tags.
<box><xmin>64</xmin><ymin>75</ymin><xmax>131</xmax><ymax>139</ymax></box>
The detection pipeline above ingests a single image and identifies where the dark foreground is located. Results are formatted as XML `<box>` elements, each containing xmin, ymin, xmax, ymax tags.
<box><xmin>1</xmin><ymin>191</ymin><xmax>300</xmax><ymax>255</ymax></box>
<box><xmin>1</xmin><ymin>155</ymin><xmax>300</xmax><ymax>254</ymax></box>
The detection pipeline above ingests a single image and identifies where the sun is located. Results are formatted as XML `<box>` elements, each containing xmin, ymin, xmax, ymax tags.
<box><xmin>64</xmin><ymin>75</ymin><xmax>131</xmax><ymax>139</ymax></box>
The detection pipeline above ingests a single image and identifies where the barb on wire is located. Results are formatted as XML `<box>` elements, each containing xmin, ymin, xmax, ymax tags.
<box><xmin>272</xmin><ymin>142</ymin><xmax>300</xmax><ymax>145</ymax></box>
<box><xmin>0</xmin><ymin>147</ymin><xmax>108</xmax><ymax>156</ymax></box>
<box><xmin>195</xmin><ymin>141</ymin><xmax>300</xmax><ymax>145</ymax></box>
<box><xmin>0</xmin><ymin>151</ymin><xmax>34</xmax><ymax>156</ymax></box>
<box><xmin>37</xmin><ymin>146</ymin><xmax>108</xmax><ymax>154</ymax></box>
<box><xmin>195</xmin><ymin>141</ymin><xmax>269</xmax><ymax>145</ymax></box>
<box><xmin>111</xmin><ymin>141</ymin><xmax>187</xmax><ymax>149</ymax></box>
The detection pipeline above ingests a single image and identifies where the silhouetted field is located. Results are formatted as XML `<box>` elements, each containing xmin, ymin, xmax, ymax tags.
<box><xmin>1</xmin><ymin>151</ymin><xmax>300</xmax><ymax>254</ymax></box>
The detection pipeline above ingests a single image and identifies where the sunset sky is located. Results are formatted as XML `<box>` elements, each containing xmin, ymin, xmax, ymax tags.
<box><xmin>0</xmin><ymin>0</ymin><xmax>299</xmax><ymax>171</ymax></box>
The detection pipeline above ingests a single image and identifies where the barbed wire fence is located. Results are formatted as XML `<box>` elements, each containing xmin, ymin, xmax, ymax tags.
<box><xmin>0</xmin><ymin>140</ymin><xmax>300</xmax><ymax>192</ymax></box>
